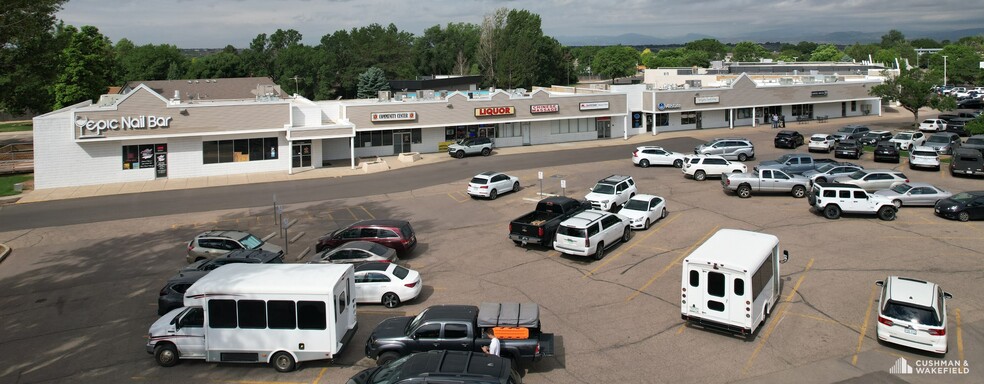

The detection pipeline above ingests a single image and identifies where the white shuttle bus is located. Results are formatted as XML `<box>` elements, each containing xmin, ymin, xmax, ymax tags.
<box><xmin>147</xmin><ymin>263</ymin><xmax>357</xmax><ymax>372</ymax></box>
<box><xmin>680</xmin><ymin>229</ymin><xmax>788</xmax><ymax>337</ymax></box>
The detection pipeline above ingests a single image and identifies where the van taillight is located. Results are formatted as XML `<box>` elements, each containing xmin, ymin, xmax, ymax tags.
<box><xmin>535</xmin><ymin>343</ymin><xmax>540</xmax><ymax>355</ymax></box>
<box><xmin>538</xmin><ymin>227</ymin><xmax>544</xmax><ymax>237</ymax></box>
<box><xmin>878</xmin><ymin>316</ymin><xmax>894</xmax><ymax>327</ymax></box>
<box><xmin>928</xmin><ymin>328</ymin><xmax>945</xmax><ymax>336</ymax></box>
<box><xmin>585</xmin><ymin>238</ymin><xmax>590</xmax><ymax>247</ymax></box>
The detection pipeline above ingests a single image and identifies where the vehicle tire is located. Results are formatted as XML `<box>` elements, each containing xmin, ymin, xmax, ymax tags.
<box><xmin>673</xmin><ymin>159</ymin><xmax>683</xmax><ymax>168</ymax></box>
<box><xmin>823</xmin><ymin>205</ymin><xmax>841</xmax><ymax>219</ymax></box>
<box><xmin>382</xmin><ymin>292</ymin><xmax>401</xmax><ymax>308</ymax></box>
<box><xmin>661</xmin><ymin>208</ymin><xmax>667</xmax><ymax>219</ymax></box>
<box><xmin>481</xmin><ymin>147</ymin><xmax>491</xmax><ymax>156</ymax></box>
<box><xmin>644</xmin><ymin>219</ymin><xmax>651</xmax><ymax>230</ymax></box>
<box><xmin>815</xmin><ymin>177</ymin><xmax>827</xmax><ymax>184</ymax></box>
<box><xmin>640</xmin><ymin>159</ymin><xmax>650</xmax><ymax>168</ymax></box>
<box><xmin>512</xmin><ymin>182</ymin><xmax>520</xmax><ymax>192</ymax></box>
<box><xmin>878</xmin><ymin>206</ymin><xmax>897</xmax><ymax>221</ymax></box>
<box><xmin>737</xmin><ymin>185</ymin><xmax>752</xmax><ymax>198</ymax></box>
<box><xmin>791</xmin><ymin>185</ymin><xmax>806</xmax><ymax>198</ymax></box>
<box><xmin>892</xmin><ymin>199</ymin><xmax>902</xmax><ymax>208</ymax></box>
<box><xmin>958</xmin><ymin>211</ymin><xmax>970</xmax><ymax>222</ymax></box>
<box><xmin>737</xmin><ymin>153</ymin><xmax>748</xmax><ymax>162</ymax></box>
<box><xmin>622</xmin><ymin>228</ymin><xmax>631</xmax><ymax>242</ymax></box>
<box><xmin>377</xmin><ymin>352</ymin><xmax>400</xmax><ymax>366</ymax></box>
<box><xmin>455</xmin><ymin>150</ymin><xmax>465</xmax><ymax>159</ymax></box>
<box><xmin>694</xmin><ymin>170</ymin><xmax>706</xmax><ymax>181</ymax></box>
<box><xmin>272</xmin><ymin>351</ymin><xmax>296</xmax><ymax>372</ymax></box>
<box><xmin>154</xmin><ymin>343</ymin><xmax>179</xmax><ymax>368</ymax></box>
<box><xmin>489</xmin><ymin>189</ymin><xmax>498</xmax><ymax>200</ymax></box>
<box><xmin>593</xmin><ymin>242</ymin><xmax>605</xmax><ymax>260</ymax></box>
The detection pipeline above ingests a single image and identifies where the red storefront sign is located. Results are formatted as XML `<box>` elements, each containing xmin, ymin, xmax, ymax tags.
<box><xmin>474</xmin><ymin>106</ymin><xmax>516</xmax><ymax>117</ymax></box>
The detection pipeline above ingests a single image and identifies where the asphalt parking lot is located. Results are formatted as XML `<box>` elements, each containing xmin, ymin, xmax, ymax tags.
<box><xmin>0</xmin><ymin>118</ymin><xmax>981</xmax><ymax>384</ymax></box>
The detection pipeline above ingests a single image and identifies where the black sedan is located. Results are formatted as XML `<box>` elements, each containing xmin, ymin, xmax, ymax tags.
<box><xmin>859</xmin><ymin>131</ymin><xmax>893</xmax><ymax>147</ymax></box>
<box><xmin>935</xmin><ymin>191</ymin><xmax>984</xmax><ymax>222</ymax></box>
<box><xmin>834</xmin><ymin>140</ymin><xmax>863</xmax><ymax>159</ymax></box>
<box><xmin>774</xmin><ymin>130</ymin><xmax>804</xmax><ymax>149</ymax></box>
<box><xmin>873</xmin><ymin>141</ymin><xmax>900</xmax><ymax>163</ymax></box>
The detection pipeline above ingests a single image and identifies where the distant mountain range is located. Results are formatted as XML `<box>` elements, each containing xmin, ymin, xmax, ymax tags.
<box><xmin>557</xmin><ymin>28</ymin><xmax>984</xmax><ymax>46</ymax></box>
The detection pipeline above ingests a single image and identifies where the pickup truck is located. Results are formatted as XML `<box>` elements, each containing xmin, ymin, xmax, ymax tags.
<box><xmin>722</xmin><ymin>168</ymin><xmax>810</xmax><ymax>198</ymax></box>
<box><xmin>365</xmin><ymin>303</ymin><xmax>555</xmax><ymax>366</ymax></box>
<box><xmin>509</xmin><ymin>196</ymin><xmax>590</xmax><ymax>246</ymax></box>
<box><xmin>755</xmin><ymin>153</ymin><xmax>815</xmax><ymax>175</ymax></box>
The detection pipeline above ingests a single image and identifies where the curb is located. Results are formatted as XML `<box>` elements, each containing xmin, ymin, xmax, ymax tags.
<box><xmin>0</xmin><ymin>243</ymin><xmax>10</xmax><ymax>264</ymax></box>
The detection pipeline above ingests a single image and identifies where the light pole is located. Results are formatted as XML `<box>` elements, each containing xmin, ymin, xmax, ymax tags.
<box><xmin>942</xmin><ymin>56</ymin><xmax>948</xmax><ymax>87</ymax></box>
<box><xmin>291</xmin><ymin>75</ymin><xmax>300</xmax><ymax>95</ymax></box>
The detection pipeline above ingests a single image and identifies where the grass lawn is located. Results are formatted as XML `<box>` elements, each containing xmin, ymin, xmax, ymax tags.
<box><xmin>0</xmin><ymin>121</ymin><xmax>32</xmax><ymax>133</ymax></box>
<box><xmin>0</xmin><ymin>174</ymin><xmax>32</xmax><ymax>196</ymax></box>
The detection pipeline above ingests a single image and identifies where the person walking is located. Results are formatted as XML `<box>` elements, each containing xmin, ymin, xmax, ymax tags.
<box><xmin>482</xmin><ymin>328</ymin><xmax>500</xmax><ymax>356</ymax></box>
<box><xmin>771</xmin><ymin>113</ymin><xmax>779</xmax><ymax>128</ymax></box>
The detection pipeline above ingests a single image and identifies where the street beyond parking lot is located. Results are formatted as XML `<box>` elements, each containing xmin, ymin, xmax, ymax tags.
<box><xmin>0</xmin><ymin>113</ymin><xmax>982</xmax><ymax>383</ymax></box>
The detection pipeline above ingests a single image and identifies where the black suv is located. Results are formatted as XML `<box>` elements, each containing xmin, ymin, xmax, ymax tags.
<box><xmin>774</xmin><ymin>130</ymin><xmax>804</xmax><ymax>149</ymax></box>
<box><xmin>834</xmin><ymin>140</ymin><xmax>863</xmax><ymax>159</ymax></box>
<box><xmin>348</xmin><ymin>351</ymin><xmax>522</xmax><ymax>384</ymax></box>
<box><xmin>873</xmin><ymin>141</ymin><xmax>900</xmax><ymax>163</ymax></box>
<box><xmin>158</xmin><ymin>249</ymin><xmax>283</xmax><ymax>315</ymax></box>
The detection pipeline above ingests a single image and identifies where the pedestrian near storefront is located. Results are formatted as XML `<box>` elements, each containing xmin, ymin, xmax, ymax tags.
<box><xmin>771</xmin><ymin>114</ymin><xmax>778</xmax><ymax>128</ymax></box>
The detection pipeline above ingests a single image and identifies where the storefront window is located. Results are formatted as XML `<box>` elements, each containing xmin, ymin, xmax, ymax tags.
<box><xmin>355</xmin><ymin>129</ymin><xmax>422</xmax><ymax>148</ymax></box>
<box><xmin>653</xmin><ymin>114</ymin><xmax>669</xmax><ymax>126</ymax></box>
<box><xmin>736</xmin><ymin>108</ymin><xmax>753</xmax><ymax>119</ymax></box>
<box><xmin>122</xmin><ymin>144</ymin><xmax>160</xmax><ymax>170</ymax></box>
<box><xmin>681</xmin><ymin>112</ymin><xmax>697</xmax><ymax>125</ymax></box>
<box><xmin>203</xmin><ymin>137</ymin><xmax>278</xmax><ymax>164</ymax></box>
<box><xmin>792</xmin><ymin>104</ymin><xmax>813</xmax><ymax>118</ymax></box>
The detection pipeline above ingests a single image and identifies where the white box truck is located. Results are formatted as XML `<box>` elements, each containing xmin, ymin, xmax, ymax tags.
<box><xmin>147</xmin><ymin>263</ymin><xmax>357</xmax><ymax>372</ymax></box>
<box><xmin>680</xmin><ymin>229</ymin><xmax>788</xmax><ymax>338</ymax></box>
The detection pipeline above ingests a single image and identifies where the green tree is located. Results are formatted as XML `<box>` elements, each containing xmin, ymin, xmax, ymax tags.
<box><xmin>684</xmin><ymin>38</ymin><xmax>727</xmax><ymax>60</ymax></box>
<box><xmin>116</xmin><ymin>41</ymin><xmax>188</xmax><ymax>82</ymax></box>
<box><xmin>965</xmin><ymin>116</ymin><xmax>984</xmax><ymax>135</ymax></box>
<box><xmin>0</xmin><ymin>0</ymin><xmax>68</xmax><ymax>114</ymax></box>
<box><xmin>53</xmin><ymin>25</ymin><xmax>118</xmax><ymax>109</ymax></box>
<box><xmin>591</xmin><ymin>45</ymin><xmax>638</xmax><ymax>82</ymax></box>
<box><xmin>271</xmin><ymin>44</ymin><xmax>319</xmax><ymax>97</ymax></box>
<box><xmin>927</xmin><ymin>44</ymin><xmax>983</xmax><ymax>85</ymax></box>
<box><xmin>880</xmin><ymin>30</ymin><xmax>906</xmax><ymax>49</ymax></box>
<box><xmin>186</xmin><ymin>51</ymin><xmax>246</xmax><ymax>79</ymax></box>
<box><xmin>794</xmin><ymin>41</ymin><xmax>819</xmax><ymax>56</ymax></box>
<box><xmin>731</xmin><ymin>41</ymin><xmax>770</xmax><ymax>62</ymax></box>
<box><xmin>845</xmin><ymin>43</ymin><xmax>879</xmax><ymax>62</ymax></box>
<box><xmin>809</xmin><ymin>44</ymin><xmax>842</xmax><ymax>62</ymax></box>
<box><xmin>868</xmin><ymin>67</ymin><xmax>948</xmax><ymax>125</ymax></box>
<box><xmin>412</xmin><ymin>23</ymin><xmax>479</xmax><ymax>76</ymax></box>
<box><xmin>775</xmin><ymin>49</ymin><xmax>801</xmax><ymax>62</ymax></box>
<box><xmin>356</xmin><ymin>66</ymin><xmax>389</xmax><ymax>99</ymax></box>
<box><xmin>910</xmin><ymin>38</ymin><xmax>941</xmax><ymax>49</ymax></box>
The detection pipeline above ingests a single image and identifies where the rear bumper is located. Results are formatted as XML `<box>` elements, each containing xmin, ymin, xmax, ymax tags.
<box><xmin>509</xmin><ymin>233</ymin><xmax>546</xmax><ymax>245</ymax></box>
<box><xmin>682</xmin><ymin>314</ymin><xmax>752</xmax><ymax>335</ymax></box>
<box><xmin>553</xmin><ymin>243</ymin><xmax>591</xmax><ymax>256</ymax></box>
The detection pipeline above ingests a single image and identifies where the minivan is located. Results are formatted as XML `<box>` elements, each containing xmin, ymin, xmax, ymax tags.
<box><xmin>316</xmin><ymin>219</ymin><xmax>417</xmax><ymax>255</ymax></box>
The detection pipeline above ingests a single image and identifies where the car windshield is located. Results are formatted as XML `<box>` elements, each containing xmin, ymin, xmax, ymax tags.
<box><xmin>369</xmin><ymin>354</ymin><xmax>413</xmax><ymax>384</ymax></box>
<box><xmin>470</xmin><ymin>177</ymin><xmax>489</xmax><ymax>184</ymax></box>
<box><xmin>815</xmin><ymin>163</ymin><xmax>836</xmax><ymax>172</ymax></box>
<box><xmin>591</xmin><ymin>183</ymin><xmax>615</xmax><ymax>194</ymax></box>
<box><xmin>893</xmin><ymin>133</ymin><xmax>912</xmax><ymax>140</ymax></box>
<box><xmin>950</xmin><ymin>192</ymin><xmax>976</xmax><ymax>203</ymax></box>
<box><xmin>966</xmin><ymin>138</ymin><xmax>984</xmax><ymax>145</ymax></box>
<box><xmin>890</xmin><ymin>184</ymin><xmax>913</xmax><ymax>194</ymax></box>
<box><xmin>239</xmin><ymin>235</ymin><xmax>263</xmax><ymax>249</ymax></box>
<box><xmin>926</xmin><ymin>136</ymin><xmax>949</xmax><ymax>144</ymax></box>
<box><xmin>837</xmin><ymin>127</ymin><xmax>853</xmax><ymax>133</ymax></box>
<box><xmin>556</xmin><ymin>225</ymin><xmax>587</xmax><ymax>238</ymax></box>
<box><xmin>883</xmin><ymin>300</ymin><xmax>941</xmax><ymax>327</ymax></box>
<box><xmin>775</xmin><ymin>154</ymin><xmax>792</xmax><ymax>163</ymax></box>
<box><xmin>912</xmin><ymin>150</ymin><xmax>937</xmax><ymax>157</ymax></box>
<box><xmin>847</xmin><ymin>170</ymin><xmax>867</xmax><ymax>180</ymax></box>
<box><xmin>624</xmin><ymin>199</ymin><xmax>649</xmax><ymax>211</ymax></box>
<box><xmin>406</xmin><ymin>310</ymin><xmax>427</xmax><ymax>334</ymax></box>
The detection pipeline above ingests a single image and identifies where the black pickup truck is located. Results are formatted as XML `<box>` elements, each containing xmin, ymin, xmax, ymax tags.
<box><xmin>508</xmin><ymin>196</ymin><xmax>589</xmax><ymax>246</ymax></box>
<box><xmin>365</xmin><ymin>303</ymin><xmax>555</xmax><ymax>366</ymax></box>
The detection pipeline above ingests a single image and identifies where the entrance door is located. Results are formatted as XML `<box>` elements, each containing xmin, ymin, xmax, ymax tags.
<box><xmin>393</xmin><ymin>132</ymin><xmax>411</xmax><ymax>154</ymax></box>
<box><xmin>696</xmin><ymin>112</ymin><xmax>703</xmax><ymax>130</ymax></box>
<box><xmin>596</xmin><ymin>120</ymin><xmax>611</xmax><ymax>138</ymax></box>
<box><xmin>521</xmin><ymin>122</ymin><xmax>531</xmax><ymax>146</ymax></box>
<box><xmin>842</xmin><ymin>102</ymin><xmax>847</xmax><ymax>117</ymax></box>
<box><xmin>292</xmin><ymin>140</ymin><xmax>312</xmax><ymax>168</ymax></box>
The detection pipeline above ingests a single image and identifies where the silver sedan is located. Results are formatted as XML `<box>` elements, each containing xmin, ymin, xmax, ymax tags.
<box><xmin>874</xmin><ymin>182</ymin><xmax>953</xmax><ymax>208</ymax></box>
<box><xmin>831</xmin><ymin>169</ymin><xmax>909</xmax><ymax>192</ymax></box>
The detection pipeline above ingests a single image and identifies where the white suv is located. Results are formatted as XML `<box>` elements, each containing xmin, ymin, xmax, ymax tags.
<box><xmin>808</xmin><ymin>182</ymin><xmax>897</xmax><ymax>220</ymax></box>
<box><xmin>682</xmin><ymin>155</ymin><xmax>747</xmax><ymax>181</ymax></box>
<box><xmin>889</xmin><ymin>131</ymin><xmax>926</xmax><ymax>151</ymax></box>
<box><xmin>908</xmin><ymin>146</ymin><xmax>941</xmax><ymax>171</ymax></box>
<box><xmin>808</xmin><ymin>134</ymin><xmax>836</xmax><ymax>153</ymax></box>
<box><xmin>585</xmin><ymin>175</ymin><xmax>637</xmax><ymax>211</ymax></box>
<box><xmin>553</xmin><ymin>210</ymin><xmax>631</xmax><ymax>260</ymax></box>
<box><xmin>875</xmin><ymin>276</ymin><xmax>951</xmax><ymax>355</ymax></box>
<box><xmin>632</xmin><ymin>146</ymin><xmax>686</xmax><ymax>168</ymax></box>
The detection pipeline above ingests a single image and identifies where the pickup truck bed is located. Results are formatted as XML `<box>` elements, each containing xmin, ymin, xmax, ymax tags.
<box><xmin>509</xmin><ymin>197</ymin><xmax>589</xmax><ymax>246</ymax></box>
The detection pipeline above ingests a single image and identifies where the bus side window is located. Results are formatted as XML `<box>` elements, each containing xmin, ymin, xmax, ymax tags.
<box><xmin>734</xmin><ymin>278</ymin><xmax>745</xmax><ymax>296</ymax></box>
<box><xmin>689</xmin><ymin>270</ymin><xmax>699</xmax><ymax>287</ymax></box>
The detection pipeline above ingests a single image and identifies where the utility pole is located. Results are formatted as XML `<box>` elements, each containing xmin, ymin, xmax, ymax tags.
<box><xmin>941</xmin><ymin>56</ymin><xmax>948</xmax><ymax>87</ymax></box>
<box><xmin>291</xmin><ymin>75</ymin><xmax>301</xmax><ymax>95</ymax></box>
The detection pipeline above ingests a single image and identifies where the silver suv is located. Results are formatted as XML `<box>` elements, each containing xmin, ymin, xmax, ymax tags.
<box><xmin>832</xmin><ymin>125</ymin><xmax>871</xmax><ymax>142</ymax></box>
<box><xmin>694</xmin><ymin>137</ymin><xmax>755</xmax><ymax>161</ymax></box>
<box><xmin>448</xmin><ymin>137</ymin><xmax>493</xmax><ymax>158</ymax></box>
<box><xmin>186</xmin><ymin>230</ymin><xmax>284</xmax><ymax>263</ymax></box>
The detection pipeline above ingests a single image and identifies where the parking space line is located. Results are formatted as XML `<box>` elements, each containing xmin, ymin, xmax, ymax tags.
<box><xmin>447</xmin><ymin>192</ymin><xmax>468</xmax><ymax>203</ymax></box>
<box><xmin>358</xmin><ymin>205</ymin><xmax>376</xmax><ymax>219</ymax></box>
<box><xmin>956</xmin><ymin>307</ymin><xmax>965</xmax><ymax>362</ymax></box>
<box><xmin>852</xmin><ymin>284</ymin><xmax>878</xmax><ymax>365</ymax></box>
<box><xmin>345</xmin><ymin>207</ymin><xmax>358</xmax><ymax>220</ymax></box>
<box><xmin>312</xmin><ymin>367</ymin><xmax>328</xmax><ymax>384</ymax></box>
<box><xmin>741</xmin><ymin>258</ymin><xmax>814</xmax><ymax>376</ymax></box>
<box><xmin>583</xmin><ymin>213</ymin><xmax>682</xmax><ymax>278</ymax></box>
<box><xmin>676</xmin><ymin>323</ymin><xmax>686</xmax><ymax>334</ymax></box>
<box><xmin>626</xmin><ymin>225</ymin><xmax>719</xmax><ymax>301</ymax></box>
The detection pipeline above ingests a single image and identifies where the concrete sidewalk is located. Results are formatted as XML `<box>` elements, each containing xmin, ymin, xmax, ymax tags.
<box><xmin>12</xmin><ymin>111</ymin><xmax>920</xmax><ymax>204</ymax></box>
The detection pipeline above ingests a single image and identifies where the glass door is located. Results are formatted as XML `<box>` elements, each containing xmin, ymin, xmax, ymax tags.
<box><xmin>393</xmin><ymin>132</ymin><xmax>411</xmax><ymax>154</ymax></box>
<box><xmin>596</xmin><ymin>119</ymin><xmax>611</xmax><ymax>138</ymax></box>
<box><xmin>292</xmin><ymin>140</ymin><xmax>311</xmax><ymax>168</ymax></box>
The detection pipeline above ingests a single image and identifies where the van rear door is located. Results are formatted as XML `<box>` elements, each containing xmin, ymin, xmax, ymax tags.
<box><xmin>687</xmin><ymin>266</ymin><xmax>746</xmax><ymax>328</ymax></box>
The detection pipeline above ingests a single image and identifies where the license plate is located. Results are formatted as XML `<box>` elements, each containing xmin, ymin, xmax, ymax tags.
<box><xmin>904</xmin><ymin>328</ymin><xmax>917</xmax><ymax>335</ymax></box>
<box><xmin>966</xmin><ymin>170</ymin><xmax>974</xmax><ymax>174</ymax></box>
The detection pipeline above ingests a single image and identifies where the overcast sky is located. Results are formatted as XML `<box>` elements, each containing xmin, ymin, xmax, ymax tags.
<box><xmin>56</xmin><ymin>0</ymin><xmax>984</xmax><ymax>48</ymax></box>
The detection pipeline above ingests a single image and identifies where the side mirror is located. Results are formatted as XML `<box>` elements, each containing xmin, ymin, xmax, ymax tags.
<box><xmin>875</xmin><ymin>280</ymin><xmax>884</xmax><ymax>287</ymax></box>
<box><xmin>944</xmin><ymin>292</ymin><xmax>953</xmax><ymax>299</ymax></box>
<box><xmin>780</xmin><ymin>250</ymin><xmax>789</xmax><ymax>264</ymax></box>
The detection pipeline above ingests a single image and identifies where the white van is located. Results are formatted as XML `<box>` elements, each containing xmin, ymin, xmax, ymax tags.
<box><xmin>680</xmin><ymin>229</ymin><xmax>788</xmax><ymax>338</ymax></box>
<box><xmin>147</xmin><ymin>263</ymin><xmax>357</xmax><ymax>372</ymax></box>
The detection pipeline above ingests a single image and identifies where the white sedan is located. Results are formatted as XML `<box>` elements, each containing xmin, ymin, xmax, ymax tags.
<box><xmin>467</xmin><ymin>171</ymin><xmax>519</xmax><ymax>200</ymax></box>
<box><xmin>354</xmin><ymin>262</ymin><xmax>422</xmax><ymax>308</ymax></box>
<box><xmin>918</xmin><ymin>119</ymin><xmax>947</xmax><ymax>132</ymax></box>
<box><xmin>633</xmin><ymin>146</ymin><xmax>686</xmax><ymax>168</ymax></box>
<box><xmin>618</xmin><ymin>194</ymin><xmax>667</xmax><ymax>230</ymax></box>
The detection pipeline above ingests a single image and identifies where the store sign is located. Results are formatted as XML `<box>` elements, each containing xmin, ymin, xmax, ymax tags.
<box><xmin>657</xmin><ymin>103</ymin><xmax>682</xmax><ymax>111</ymax></box>
<box><xmin>371</xmin><ymin>111</ymin><xmax>417</xmax><ymax>122</ymax></box>
<box><xmin>579</xmin><ymin>101</ymin><xmax>610</xmax><ymax>111</ymax></box>
<box><xmin>155</xmin><ymin>144</ymin><xmax>168</xmax><ymax>178</ymax></box>
<box><xmin>76</xmin><ymin>115</ymin><xmax>172</xmax><ymax>136</ymax></box>
<box><xmin>694</xmin><ymin>96</ymin><xmax>720</xmax><ymax>104</ymax></box>
<box><xmin>811</xmin><ymin>90</ymin><xmax>828</xmax><ymax>97</ymax></box>
<box><xmin>530</xmin><ymin>104</ymin><xmax>560</xmax><ymax>114</ymax></box>
<box><xmin>474</xmin><ymin>106</ymin><xmax>515</xmax><ymax>117</ymax></box>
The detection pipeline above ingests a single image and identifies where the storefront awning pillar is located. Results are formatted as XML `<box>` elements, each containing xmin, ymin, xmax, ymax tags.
<box><xmin>350</xmin><ymin>137</ymin><xmax>356</xmax><ymax>169</ymax></box>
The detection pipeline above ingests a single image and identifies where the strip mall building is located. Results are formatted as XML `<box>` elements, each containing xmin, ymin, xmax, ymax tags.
<box><xmin>33</xmin><ymin>70</ymin><xmax>884</xmax><ymax>189</ymax></box>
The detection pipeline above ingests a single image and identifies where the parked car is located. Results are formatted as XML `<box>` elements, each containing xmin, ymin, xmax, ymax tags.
<box><xmin>918</xmin><ymin>119</ymin><xmax>948</xmax><ymax>132</ymax></box>
<box><xmin>957</xmin><ymin>98</ymin><xmax>984</xmax><ymax>110</ymax></box>
<box><xmin>553</xmin><ymin>210</ymin><xmax>631</xmax><ymax>260</ymax></box>
<box><xmin>186</xmin><ymin>230</ymin><xmax>283</xmax><ymax>263</ymax></box>
<box><xmin>722</xmin><ymin>168</ymin><xmax>810</xmax><ymax>198</ymax></box>
<box><xmin>755</xmin><ymin>153</ymin><xmax>816</xmax><ymax>175</ymax></box>
<box><xmin>584</xmin><ymin>175</ymin><xmax>637</xmax><ymax>211</ymax></box>
<box><xmin>859</xmin><ymin>130</ymin><xmax>893</xmax><ymax>147</ymax></box>
<box><xmin>950</xmin><ymin>148</ymin><xmax>984</xmax><ymax>177</ymax></box>
<box><xmin>618</xmin><ymin>194</ymin><xmax>667</xmax><ymax>230</ymax></box>
<box><xmin>923</xmin><ymin>132</ymin><xmax>961</xmax><ymax>155</ymax></box>
<box><xmin>961</xmin><ymin>135</ymin><xmax>984</xmax><ymax>154</ymax></box>
<box><xmin>943</xmin><ymin>117</ymin><xmax>973</xmax><ymax>137</ymax></box>
<box><xmin>311</xmin><ymin>240</ymin><xmax>399</xmax><ymax>264</ymax></box>
<box><xmin>694</xmin><ymin>137</ymin><xmax>755</xmax><ymax>161</ymax></box>
<box><xmin>348</xmin><ymin>350</ymin><xmax>522</xmax><ymax>384</ymax></box>
<box><xmin>808</xmin><ymin>133</ymin><xmax>837</xmax><ymax>153</ymax></box>
<box><xmin>315</xmin><ymin>220</ymin><xmax>417</xmax><ymax>255</ymax></box>
<box><xmin>632</xmin><ymin>146</ymin><xmax>686</xmax><ymax>168</ymax></box>
<box><xmin>353</xmin><ymin>262</ymin><xmax>421</xmax><ymax>308</ymax></box>
<box><xmin>158</xmin><ymin>249</ymin><xmax>284</xmax><ymax>315</ymax></box>
<box><xmin>509</xmin><ymin>196</ymin><xmax>590</xmax><ymax>246</ymax></box>
<box><xmin>873</xmin><ymin>141</ymin><xmax>900</xmax><ymax>163</ymax></box>
<box><xmin>874</xmin><ymin>183</ymin><xmax>953</xmax><ymax>208</ymax></box>
<box><xmin>908</xmin><ymin>146</ymin><xmax>941</xmax><ymax>170</ymax></box>
<box><xmin>467</xmin><ymin>171</ymin><xmax>520</xmax><ymax>200</ymax></box>
<box><xmin>831</xmin><ymin>169</ymin><xmax>909</xmax><ymax>192</ymax></box>
<box><xmin>875</xmin><ymin>277</ymin><xmax>951</xmax><ymax>355</ymax></box>
<box><xmin>773</xmin><ymin>130</ymin><xmax>804</xmax><ymax>148</ymax></box>
<box><xmin>889</xmin><ymin>131</ymin><xmax>926</xmax><ymax>151</ymax></box>
<box><xmin>935</xmin><ymin>191</ymin><xmax>984</xmax><ymax>221</ymax></box>
<box><xmin>832</xmin><ymin>125</ymin><xmax>870</xmax><ymax>141</ymax></box>
<box><xmin>682</xmin><ymin>155</ymin><xmax>748</xmax><ymax>181</ymax></box>
<box><xmin>448</xmin><ymin>136</ymin><xmax>493</xmax><ymax>158</ymax></box>
<box><xmin>808</xmin><ymin>182</ymin><xmax>897</xmax><ymax>220</ymax></box>
<box><xmin>802</xmin><ymin>162</ymin><xmax>863</xmax><ymax>185</ymax></box>
<box><xmin>834</xmin><ymin>140</ymin><xmax>863</xmax><ymax>159</ymax></box>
